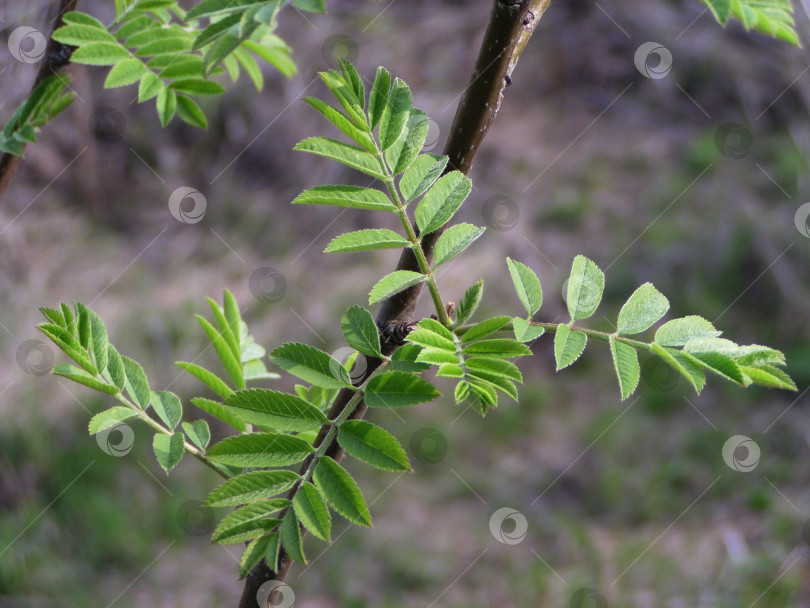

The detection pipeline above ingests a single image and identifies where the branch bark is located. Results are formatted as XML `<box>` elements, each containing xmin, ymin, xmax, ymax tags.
<box><xmin>239</xmin><ymin>1</ymin><xmax>551</xmax><ymax>606</ymax></box>
<box><xmin>0</xmin><ymin>0</ymin><xmax>77</xmax><ymax>204</ymax></box>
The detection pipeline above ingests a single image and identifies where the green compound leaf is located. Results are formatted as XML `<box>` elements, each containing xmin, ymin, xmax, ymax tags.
<box><xmin>338</xmin><ymin>420</ymin><xmax>410</xmax><ymax>472</ymax></box>
<box><xmin>314</xmin><ymin>456</ymin><xmax>372</xmax><ymax>527</ymax></box>
<box><xmin>616</xmin><ymin>283</ymin><xmax>670</xmax><ymax>335</ymax></box>
<box><xmin>365</xmin><ymin>370</ymin><xmax>440</xmax><ymax>407</ymax></box>
<box><xmin>153</xmin><ymin>432</ymin><xmax>185</xmax><ymax>473</ymax></box>
<box><xmin>566</xmin><ymin>255</ymin><xmax>605</xmax><ymax>321</ymax></box>
<box><xmin>224</xmin><ymin>388</ymin><xmax>328</xmax><ymax>432</ymax></box>
<box><xmin>369</xmin><ymin>270</ymin><xmax>427</xmax><ymax>305</ymax></box>
<box><xmin>104</xmin><ymin>58</ymin><xmax>149</xmax><ymax>88</ymax></box>
<box><xmin>399</xmin><ymin>154</ymin><xmax>448</xmax><ymax>202</ymax></box>
<box><xmin>455</xmin><ymin>279</ymin><xmax>484</xmax><ymax>326</ymax></box>
<box><xmin>463</xmin><ymin>339</ymin><xmax>532</xmax><ymax>358</ymax></box>
<box><xmin>554</xmin><ymin>324</ymin><xmax>587</xmax><ymax>371</ymax></box>
<box><xmin>281</xmin><ymin>509</ymin><xmax>306</xmax><ymax>563</ymax></box>
<box><xmin>207</xmin><ymin>433</ymin><xmax>314</xmax><ymax>467</ymax></box>
<box><xmin>461</xmin><ymin>316</ymin><xmax>512</xmax><ymax>343</ymax></box>
<box><xmin>434</xmin><ymin>223</ymin><xmax>485</xmax><ymax>267</ymax></box>
<box><xmin>294</xmin><ymin>137</ymin><xmax>384</xmax><ymax>180</ymax></box>
<box><xmin>270</xmin><ymin>342</ymin><xmax>352</xmax><ymax>389</ymax></box>
<box><xmin>240</xmin><ymin>535</ymin><xmax>273</xmax><ymax>579</ymax></box>
<box><xmin>206</xmin><ymin>470</ymin><xmax>300</xmax><ymax>507</ymax></box>
<box><xmin>71</xmin><ymin>42</ymin><xmax>131</xmax><ymax>65</ymax></box>
<box><xmin>292</xmin><ymin>185</ymin><xmax>396</xmax><ymax>211</ymax></box>
<box><xmin>506</xmin><ymin>258</ymin><xmax>543</xmax><ymax>316</ymax></box>
<box><xmin>414</xmin><ymin>171</ymin><xmax>472</xmax><ymax>235</ymax></box>
<box><xmin>701</xmin><ymin>0</ymin><xmax>798</xmax><ymax>45</ymax></box>
<box><xmin>122</xmin><ymin>355</ymin><xmax>151</xmax><ymax>408</ymax></box>
<box><xmin>325</xmin><ymin>229</ymin><xmax>410</xmax><ymax>253</ymax></box>
<box><xmin>88</xmin><ymin>407</ymin><xmax>138</xmax><ymax>435</ymax></box>
<box><xmin>52</xmin><ymin>364</ymin><xmax>119</xmax><ymax>395</ymax></box>
<box><xmin>176</xmin><ymin>362</ymin><xmax>233</xmax><ymax>399</ymax></box>
<box><xmin>378</xmin><ymin>77</ymin><xmax>412</xmax><ymax>151</ymax></box>
<box><xmin>649</xmin><ymin>343</ymin><xmax>706</xmax><ymax>394</ymax></box>
<box><xmin>191</xmin><ymin>397</ymin><xmax>246</xmax><ymax>432</ymax></box>
<box><xmin>182</xmin><ymin>420</ymin><xmax>211</xmax><ymax>450</ymax></box>
<box><xmin>293</xmin><ymin>482</ymin><xmax>331</xmax><ymax>541</ymax></box>
<box><xmin>386</xmin><ymin>108</ymin><xmax>429</xmax><ymax>175</ymax></box>
<box><xmin>609</xmin><ymin>336</ymin><xmax>640</xmax><ymax>400</ymax></box>
<box><xmin>513</xmin><ymin>317</ymin><xmax>545</xmax><ymax>342</ymax></box>
<box><xmin>341</xmin><ymin>305</ymin><xmax>382</xmax><ymax>358</ymax></box>
<box><xmin>368</xmin><ymin>66</ymin><xmax>391</xmax><ymax>129</ymax></box>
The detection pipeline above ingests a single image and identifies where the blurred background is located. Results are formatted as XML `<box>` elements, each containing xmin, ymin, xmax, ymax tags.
<box><xmin>1</xmin><ymin>0</ymin><xmax>810</xmax><ymax>606</ymax></box>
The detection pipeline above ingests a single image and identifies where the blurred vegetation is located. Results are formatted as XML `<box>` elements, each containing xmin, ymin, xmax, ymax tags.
<box><xmin>1</xmin><ymin>0</ymin><xmax>809</xmax><ymax>606</ymax></box>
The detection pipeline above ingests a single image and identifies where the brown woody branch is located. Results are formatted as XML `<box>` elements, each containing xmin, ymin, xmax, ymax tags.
<box><xmin>0</xmin><ymin>0</ymin><xmax>77</xmax><ymax>204</ymax></box>
<box><xmin>239</xmin><ymin>1</ymin><xmax>551</xmax><ymax>606</ymax></box>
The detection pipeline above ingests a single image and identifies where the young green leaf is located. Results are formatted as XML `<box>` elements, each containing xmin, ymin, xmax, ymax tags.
<box><xmin>71</xmin><ymin>42</ymin><xmax>131</xmax><ymax>65</ymax></box>
<box><xmin>654</xmin><ymin>316</ymin><xmax>721</xmax><ymax>347</ymax></box>
<box><xmin>368</xmin><ymin>270</ymin><xmax>427</xmax><ymax>305</ymax></box>
<box><xmin>741</xmin><ymin>365</ymin><xmax>797</xmax><ymax>391</ymax></box>
<box><xmin>513</xmin><ymin>317</ymin><xmax>545</xmax><ymax>342</ymax></box>
<box><xmin>292</xmin><ymin>185</ymin><xmax>395</xmax><ymax>211</ymax></box>
<box><xmin>270</xmin><ymin>342</ymin><xmax>352</xmax><ymax>389</ymax></box>
<box><xmin>553</xmin><ymin>324</ymin><xmax>587</xmax><ymax>370</ymax></box>
<box><xmin>385</xmin><ymin>108</ymin><xmax>429</xmax><ymax>175</ymax></box>
<box><xmin>38</xmin><ymin>323</ymin><xmax>96</xmax><ymax>374</ymax></box>
<box><xmin>239</xmin><ymin>535</ymin><xmax>273</xmax><ymax>579</ymax></box>
<box><xmin>378</xmin><ymin>77</ymin><xmax>412</xmax><ymax>150</ymax></box>
<box><xmin>338</xmin><ymin>420</ymin><xmax>410</xmax><ymax>472</ymax></box>
<box><xmin>415</xmin><ymin>348</ymin><xmax>459</xmax><ymax>365</ymax></box>
<box><xmin>680</xmin><ymin>350</ymin><xmax>746</xmax><ymax>385</ymax></box>
<box><xmin>304</xmin><ymin>97</ymin><xmax>375</xmax><ymax>152</ymax></box>
<box><xmin>191</xmin><ymin>397</ymin><xmax>246</xmax><ymax>432</ymax></box>
<box><xmin>293</xmin><ymin>482</ymin><xmax>331</xmax><ymax>541</ymax></box>
<box><xmin>176</xmin><ymin>95</ymin><xmax>209</xmax><ymax>129</ymax></box>
<box><xmin>122</xmin><ymin>355</ymin><xmax>151</xmax><ymax>408</ymax></box>
<box><xmin>156</xmin><ymin>87</ymin><xmax>177</xmax><ymax>127</ymax></box>
<box><xmin>182</xmin><ymin>420</ymin><xmax>211</xmax><ymax>450</ymax></box>
<box><xmin>197</xmin><ymin>313</ymin><xmax>244</xmax><ymax>388</ymax></box>
<box><xmin>176</xmin><ymin>362</ymin><xmax>234</xmax><ymax>399</ymax></box>
<box><xmin>368</xmin><ymin>66</ymin><xmax>391</xmax><ymax>129</ymax></box>
<box><xmin>365</xmin><ymin>370</ymin><xmax>440</xmax><ymax>407</ymax></box>
<box><xmin>609</xmin><ymin>336</ymin><xmax>640</xmax><ymax>400</ymax></box>
<box><xmin>649</xmin><ymin>343</ymin><xmax>706</xmax><ymax>394</ymax></box>
<box><xmin>264</xmin><ymin>531</ymin><xmax>282</xmax><ymax>573</ymax></box>
<box><xmin>151</xmin><ymin>390</ymin><xmax>182</xmax><ymax>430</ymax></box>
<box><xmin>313</xmin><ymin>456</ymin><xmax>372</xmax><ymax>527</ymax></box>
<box><xmin>399</xmin><ymin>154</ymin><xmax>448</xmax><ymax>202</ymax></box>
<box><xmin>280</xmin><ymin>509</ymin><xmax>306</xmax><ymax>563</ymax></box>
<box><xmin>138</xmin><ymin>72</ymin><xmax>163</xmax><ymax>102</ymax></box>
<box><xmin>389</xmin><ymin>343</ymin><xmax>430</xmax><ymax>373</ymax></box>
<box><xmin>53</xmin><ymin>364</ymin><xmax>119</xmax><ymax>394</ymax></box>
<box><xmin>414</xmin><ymin>171</ymin><xmax>472</xmax><ymax>235</ymax></box>
<box><xmin>224</xmin><ymin>388</ymin><xmax>328</xmax><ymax>431</ymax></box>
<box><xmin>153</xmin><ymin>432</ymin><xmax>185</xmax><ymax>473</ymax></box>
<box><xmin>701</xmin><ymin>0</ymin><xmax>798</xmax><ymax>45</ymax></box>
<box><xmin>294</xmin><ymin>137</ymin><xmax>384</xmax><ymax>180</ymax></box>
<box><xmin>341</xmin><ymin>305</ymin><xmax>382</xmax><ymax>358</ymax></box>
<box><xmin>214</xmin><ymin>500</ymin><xmax>288</xmax><ymax>541</ymax></box>
<box><xmin>213</xmin><ymin>515</ymin><xmax>280</xmax><ymax>545</ymax></box>
<box><xmin>104</xmin><ymin>58</ymin><xmax>148</xmax><ymax>88</ymax></box>
<box><xmin>455</xmin><ymin>279</ymin><xmax>484</xmax><ymax>326</ymax></box>
<box><xmin>88</xmin><ymin>407</ymin><xmax>139</xmax><ymax>435</ymax></box>
<box><xmin>106</xmin><ymin>345</ymin><xmax>126</xmax><ymax>390</ymax></box>
<box><xmin>461</xmin><ymin>316</ymin><xmax>512</xmax><ymax>343</ymax></box>
<box><xmin>407</xmin><ymin>324</ymin><xmax>456</xmax><ymax>352</ymax></box>
<box><xmin>207</xmin><ymin>433</ymin><xmax>314</xmax><ymax>467</ymax></box>
<box><xmin>566</xmin><ymin>255</ymin><xmax>605</xmax><ymax>321</ymax></box>
<box><xmin>434</xmin><ymin>224</ymin><xmax>485</xmax><ymax>267</ymax></box>
<box><xmin>324</xmin><ymin>229</ymin><xmax>410</xmax><ymax>253</ymax></box>
<box><xmin>206</xmin><ymin>470</ymin><xmax>300</xmax><ymax>507</ymax></box>
<box><xmin>506</xmin><ymin>258</ymin><xmax>543</xmax><ymax>316</ymax></box>
<box><xmin>337</xmin><ymin>58</ymin><xmax>365</xmax><ymax>108</ymax></box>
<box><xmin>62</xmin><ymin>10</ymin><xmax>107</xmax><ymax>29</ymax></box>
<box><xmin>463</xmin><ymin>339</ymin><xmax>532</xmax><ymax>358</ymax></box>
<box><xmin>616</xmin><ymin>283</ymin><xmax>670</xmax><ymax>335</ymax></box>
<box><xmin>465</xmin><ymin>357</ymin><xmax>523</xmax><ymax>382</ymax></box>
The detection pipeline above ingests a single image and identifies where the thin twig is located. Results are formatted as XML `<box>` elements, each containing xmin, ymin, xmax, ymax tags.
<box><xmin>239</xmin><ymin>2</ymin><xmax>552</xmax><ymax>606</ymax></box>
<box><xmin>0</xmin><ymin>0</ymin><xmax>78</xmax><ymax>204</ymax></box>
